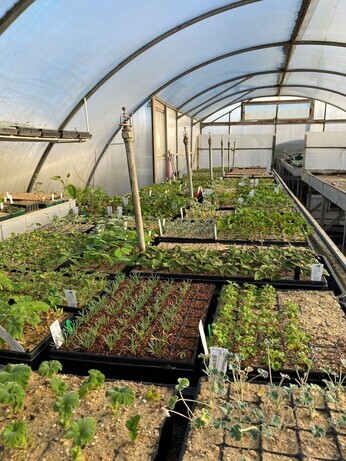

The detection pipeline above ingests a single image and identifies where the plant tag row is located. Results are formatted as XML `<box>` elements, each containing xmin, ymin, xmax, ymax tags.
<box><xmin>311</xmin><ymin>263</ymin><xmax>324</xmax><ymax>281</ymax></box>
<box><xmin>50</xmin><ymin>320</ymin><xmax>64</xmax><ymax>348</ymax></box>
<box><xmin>199</xmin><ymin>320</ymin><xmax>209</xmax><ymax>355</ymax></box>
<box><xmin>210</xmin><ymin>347</ymin><xmax>228</xmax><ymax>373</ymax></box>
<box><xmin>64</xmin><ymin>289</ymin><xmax>78</xmax><ymax>308</ymax></box>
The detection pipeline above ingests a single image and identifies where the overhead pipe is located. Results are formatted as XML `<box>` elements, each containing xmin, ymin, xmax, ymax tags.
<box><xmin>120</xmin><ymin>107</ymin><xmax>146</xmax><ymax>252</ymax></box>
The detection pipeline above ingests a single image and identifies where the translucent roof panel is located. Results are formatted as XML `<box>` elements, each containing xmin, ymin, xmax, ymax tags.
<box><xmin>0</xmin><ymin>0</ymin><xmax>233</xmax><ymax>126</ymax></box>
<box><xmin>289</xmin><ymin>45</ymin><xmax>346</xmax><ymax>76</ymax></box>
<box><xmin>159</xmin><ymin>47</ymin><xmax>286</xmax><ymax>111</ymax></box>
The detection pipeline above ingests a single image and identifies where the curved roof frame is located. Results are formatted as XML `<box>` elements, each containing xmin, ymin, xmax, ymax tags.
<box><xmin>201</xmin><ymin>85</ymin><xmax>346</xmax><ymax>124</ymax></box>
<box><xmin>193</xmin><ymin>82</ymin><xmax>346</xmax><ymax>120</ymax></box>
<box><xmin>0</xmin><ymin>0</ymin><xmax>34</xmax><ymax>36</ymax></box>
<box><xmin>178</xmin><ymin>68</ymin><xmax>346</xmax><ymax>112</ymax></box>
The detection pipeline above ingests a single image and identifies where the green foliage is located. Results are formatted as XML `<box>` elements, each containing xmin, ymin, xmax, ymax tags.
<box><xmin>126</xmin><ymin>414</ymin><xmax>140</xmax><ymax>442</ymax></box>
<box><xmin>78</xmin><ymin>369</ymin><xmax>105</xmax><ymax>397</ymax></box>
<box><xmin>38</xmin><ymin>360</ymin><xmax>62</xmax><ymax>379</ymax></box>
<box><xmin>0</xmin><ymin>364</ymin><xmax>31</xmax><ymax>389</ymax></box>
<box><xmin>0</xmin><ymin>381</ymin><xmax>25</xmax><ymax>412</ymax></box>
<box><xmin>144</xmin><ymin>387</ymin><xmax>160</xmax><ymax>402</ymax></box>
<box><xmin>66</xmin><ymin>417</ymin><xmax>97</xmax><ymax>460</ymax></box>
<box><xmin>1</xmin><ymin>420</ymin><xmax>28</xmax><ymax>449</ymax></box>
<box><xmin>50</xmin><ymin>377</ymin><xmax>68</xmax><ymax>397</ymax></box>
<box><xmin>53</xmin><ymin>391</ymin><xmax>80</xmax><ymax>427</ymax></box>
<box><xmin>106</xmin><ymin>386</ymin><xmax>135</xmax><ymax>415</ymax></box>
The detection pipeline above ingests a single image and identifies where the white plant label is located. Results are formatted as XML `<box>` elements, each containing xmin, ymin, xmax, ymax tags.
<box><xmin>158</xmin><ymin>219</ymin><xmax>163</xmax><ymax>236</ymax></box>
<box><xmin>180</xmin><ymin>207</ymin><xmax>184</xmax><ymax>219</ymax></box>
<box><xmin>237</xmin><ymin>197</ymin><xmax>244</xmax><ymax>203</ymax></box>
<box><xmin>73</xmin><ymin>206</ymin><xmax>79</xmax><ymax>215</ymax></box>
<box><xmin>51</xmin><ymin>194</ymin><xmax>55</xmax><ymax>202</ymax></box>
<box><xmin>204</xmin><ymin>188</ymin><xmax>213</xmax><ymax>197</ymax></box>
<box><xmin>250</xmin><ymin>178</ymin><xmax>255</xmax><ymax>185</ymax></box>
<box><xmin>0</xmin><ymin>203</ymin><xmax>3</xmax><ymax>210</ymax></box>
<box><xmin>123</xmin><ymin>197</ymin><xmax>129</xmax><ymax>207</ymax></box>
<box><xmin>64</xmin><ymin>289</ymin><xmax>78</xmax><ymax>308</ymax></box>
<box><xmin>311</xmin><ymin>263</ymin><xmax>324</xmax><ymax>281</ymax></box>
<box><xmin>42</xmin><ymin>196</ymin><xmax>45</xmax><ymax>202</ymax></box>
<box><xmin>107</xmin><ymin>206</ymin><xmax>113</xmax><ymax>217</ymax></box>
<box><xmin>60</xmin><ymin>192</ymin><xmax>63</xmax><ymax>199</ymax></box>
<box><xmin>274</xmin><ymin>186</ymin><xmax>280</xmax><ymax>194</ymax></box>
<box><xmin>219</xmin><ymin>177</ymin><xmax>223</xmax><ymax>181</ymax></box>
<box><xmin>117</xmin><ymin>206</ymin><xmax>123</xmax><ymax>218</ymax></box>
<box><xmin>5</xmin><ymin>192</ymin><xmax>10</xmax><ymax>198</ymax></box>
<box><xmin>124</xmin><ymin>221</ymin><xmax>128</xmax><ymax>229</ymax></box>
<box><xmin>9</xmin><ymin>195</ymin><xmax>13</xmax><ymax>204</ymax></box>
<box><xmin>199</xmin><ymin>320</ymin><xmax>209</xmax><ymax>355</ymax></box>
<box><xmin>3</xmin><ymin>197</ymin><xmax>7</xmax><ymax>203</ymax></box>
<box><xmin>255</xmin><ymin>179</ymin><xmax>259</xmax><ymax>186</ymax></box>
<box><xmin>149</xmin><ymin>189</ymin><xmax>152</xmax><ymax>197</ymax></box>
<box><xmin>172</xmin><ymin>174</ymin><xmax>176</xmax><ymax>181</ymax></box>
<box><xmin>214</xmin><ymin>225</ymin><xmax>218</xmax><ymax>240</ymax></box>
<box><xmin>249</xmin><ymin>190</ymin><xmax>255</xmax><ymax>197</ymax></box>
<box><xmin>50</xmin><ymin>320</ymin><xmax>64</xmax><ymax>348</ymax></box>
<box><xmin>210</xmin><ymin>347</ymin><xmax>228</xmax><ymax>373</ymax></box>
<box><xmin>239</xmin><ymin>181</ymin><xmax>245</xmax><ymax>187</ymax></box>
<box><xmin>162</xmin><ymin>218</ymin><xmax>166</xmax><ymax>228</ymax></box>
<box><xmin>148</xmin><ymin>230</ymin><xmax>152</xmax><ymax>236</ymax></box>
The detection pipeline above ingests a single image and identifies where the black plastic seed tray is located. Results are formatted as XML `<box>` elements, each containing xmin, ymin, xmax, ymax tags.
<box><xmin>49</xmin><ymin>283</ymin><xmax>219</xmax><ymax>385</ymax></box>
<box><xmin>155</xmin><ymin>236</ymin><xmax>310</xmax><ymax>247</ymax></box>
<box><xmin>12</xmin><ymin>200</ymin><xmax>40</xmax><ymax>213</ymax></box>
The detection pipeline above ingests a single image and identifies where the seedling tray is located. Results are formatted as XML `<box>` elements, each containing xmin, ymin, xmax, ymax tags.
<box><xmin>49</xmin><ymin>285</ymin><xmax>219</xmax><ymax>385</ymax></box>
<box><xmin>0</xmin><ymin>315</ymin><xmax>73</xmax><ymax>368</ymax></box>
<box><xmin>155</xmin><ymin>236</ymin><xmax>310</xmax><ymax>247</ymax></box>
<box><xmin>130</xmin><ymin>269</ymin><xmax>328</xmax><ymax>290</ymax></box>
<box><xmin>177</xmin><ymin>378</ymin><xmax>346</xmax><ymax>461</ymax></box>
<box><xmin>38</xmin><ymin>199</ymin><xmax>67</xmax><ymax>208</ymax></box>
<box><xmin>12</xmin><ymin>200</ymin><xmax>40</xmax><ymax>212</ymax></box>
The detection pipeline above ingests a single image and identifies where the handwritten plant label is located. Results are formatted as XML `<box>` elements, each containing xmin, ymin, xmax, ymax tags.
<box><xmin>199</xmin><ymin>320</ymin><xmax>209</xmax><ymax>355</ymax></box>
<box><xmin>210</xmin><ymin>347</ymin><xmax>228</xmax><ymax>373</ymax></box>
<box><xmin>50</xmin><ymin>320</ymin><xmax>64</xmax><ymax>348</ymax></box>
<box><xmin>64</xmin><ymin>289</ymin><xmax>78</xmax><ymax>308</ymax></box>
<box><xmin>311</xmin><ymin>263</ymin><xmax>324</xmax><ymax>281</ymax></box>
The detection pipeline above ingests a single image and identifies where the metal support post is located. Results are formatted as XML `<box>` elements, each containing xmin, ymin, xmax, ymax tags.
<box><xmin>342</xmin><ymin>221</ymin><xmax>346</xmax><ymax>254</ymax></box>
<box><xmin>232</xmin><ymin>140</ymin><xmax>236</xmax><ymax>168</ymax></box>
<box><xmin>320</xmin><ymin>196</ymin><xmax>327</xmax><ymax>228</ymax></box>
<box><xmin>120</xmin><ymin>107</ymin><xmax>146</xmax><ymax>252</ymax></box>
<box><xmin>208</xmin><ymin>133</ymin><xmax>213</xmax><ymax>183</ymax></box>
<box><xmin>221</xmin><ymin>136</ymin><xmax>224</xmax><ymax>177</ymax></box>
<box><xmin>183</xmin><ymin>128</ymin><xmax>194</xmax><ymax>198</ymax></box>
<box><xmin>227</xmin><ymin>140</ymin><xmax>230</xmax><ymax>172</ymax></box>
<box><xmin>306</xmin><ymin>186</ymin><xmax>312</xmax><ymax>210</ymax></box>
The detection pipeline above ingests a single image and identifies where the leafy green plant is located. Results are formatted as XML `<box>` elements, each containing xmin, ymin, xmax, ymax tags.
<box><xmin>50</xmin><ymin>377</ymin><xmax>68</xmax><ymax>397</ymax></box>
<box><xmin>78</xmin><ymin>369</ymin><xmax>105</xmax><ymax>397</ymax></box>
<box><xmin>1</xmin><ymin>420</ymin><xmax>28</xmax><ymax>449</ymax></box>
<box><xmin>0</xmin><ymin>381</ymin><xmax>26</xmax><ymax>413</ymax></box>
<box><xmin>0</xmin><ymin>363</ymin><xmax>31</xmax><ymax>389</ymax></box>
<box><xmin>66</xmin><ymin>417</ymin><xmax>96</xmax><ymax>461</ymax></box>
<box><xmin>53</xmin><ymin>391</ymin><xmax>80</xmax><ymax>428</ymax></box>
<box><xmin>106</xmin><ymin>386</ymin><xmax>134</xmax><ymax>415</ymax></box>
<box><xmin>38</xmin><ymin>360</ymin><xmax>62</xmax><ymax>379</ymax></box>
<box><xmin>126</xmin><ymin>415</ymin><xmax>140</xmax><ymax>442</ymax></box>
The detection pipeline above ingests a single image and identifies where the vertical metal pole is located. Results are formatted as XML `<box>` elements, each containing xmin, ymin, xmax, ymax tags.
<box><xmin>183</xmin><ymin>128</ymin><xmax>194</xmax><ymax>198</ymax></box>
<box><xmin>208</xmin><ymin>133</ymin><xmax>213</xmax><ymax>183</ymax></box>
<box><xmin>121</xmin><ymin>107</ymin><xmax>146</xmax><ymax>252</ymax></box>
<box><xmin>307</xmin><ymin>185</ymin><xmax>312</xmax><ymax>210</ymax></box>
<box><xmin>227</xmin><ymin>139</ymin><xmax>231</xmax><ymax>171</ymax></box>
<box><xmin>320</xmin><ymin>196</ymin><xmax>327</xmax><ymax>228</ymax></box>
<box><xmin>221</xmin><ymin>136</ymin><xmax>224</xmax><ymax>177</ymax></box>
<box><xmin>342</xmin><ymin>220</ymin><xmax>346</xmax><ymax>253</ymax></box>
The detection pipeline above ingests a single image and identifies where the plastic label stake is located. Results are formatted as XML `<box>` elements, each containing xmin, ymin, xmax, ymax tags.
<box><xmin>51</xmin><ymin>194</ymin><xmax>55</xmax><ymax>202</ymax></box>
<box><xmin>9</xmin><ymin>195</ymin><xmax>13</xmax><ymax>204</ymax></box>
<box><xmin>117</xmin><ymin>206</ymin><xmax>123</xmax><ymax>218</ymax></box>
<box><xmin>64</xmin><ymin>289</ymin><xmax>78</xmax><ymax>308</ymax></box>
<box><xmin>158</xmin><ymin>219</ymin><xmax>163</xmax><ymax>236</ymax></box>
<box><xmin>199</xmin><ymin>320</ymin><xmax>209</xmax><ymax>355</ymax></box>
<box><xmin>249</xmin><ymin>190</ymin><xmax>255</xmax><ymax>197</ymax></box>
<box><xmin>60</xmin><ymin>192</ymin><xmax>63</xmax><ymax>199</ymax></box>
<box><xmin>214</xmin><ymin>225</ymin><xmax>218</xmax><ymax>240</ymax></box>
<box><xmin>180</xmin><ymin>207</ymin><xmax>184</xmax><ymax>219</ymax></box>
<box><xmin>5</xmin><ymin>192</ymin><xmax>10</xmax><ymax>198</ymax></box>
<box><xmin>311</xmin><ymin>263</ymin><xmax>324</xmax><ymax>281</ymax></box>
<box><xmin>50</xmin><ymin>320</ymin><xmax>64</xmax><ymax>348</ymax></box>
<box><xmin>0</xmin><ymin>203</ymin><xmax>3</xmax><ymax>210</ymax></box>
<box><xmin>210</xmin><ymin>347</ymin><xmax>228</xmax><ymax>373</ymax></box>
<box><xmin>73</xmin><ymin>206</ymin><xmax>79</xmax><ymax>215</ymax></box>
<box><xmin>107</xmin><ymin>206</ymin><xmax>113</xmax><ymax>217</ymax></box>
<box><xmin>274</xmin><ymin>186</ymin><xmax>280</xmax><ymax>194</ymax></box>
<box><xmin>123</xmin><ymin>197</ymin><xmax>129</xmax><ymax>207</ymax></box>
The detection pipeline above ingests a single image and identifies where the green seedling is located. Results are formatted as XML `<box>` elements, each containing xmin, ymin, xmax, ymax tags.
<box><xmin>126</xmin><ymin>414</ymin><xmax>140</xmax><ymax>442</ymax></box>
<box><xmin>0</xmin><ymin>363</ymin><xmax>31</xmax><ymax>389</ymax></box>
<box><xmin>66</xmin><ymin>417</ymin><xmax>97</xmax><ymax>461</ymax></box>
<box><xmin>38</xmin><ymin>360</ymin><xmax>62</xmax><ymax>379</ymax></box>
<box><xmin>78</xmin><ymin>369</ymin><xmax>105</xmax><ymax>397</ymax></box>
<box><xmin>50</xmin><ymin>377</ymin><xmax>68</xmax><ymax>397</ymax></box>
<box><xmin>1</xmin><ymin>420</ymin><xmax>28</xmax><ymax>449</ymax></box>
<box><xmin>53</xmin><ymin>391</ymin><xmax>80</xmax><ymax>428</ymax></box>
<box><xmin>106</xmin><ymin>386</ymin><xmax>134</xmax><ymax>415</ymax></box>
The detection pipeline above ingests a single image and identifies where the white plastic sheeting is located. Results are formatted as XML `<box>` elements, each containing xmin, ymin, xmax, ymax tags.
<box><xmin>0</xmin><ymin>0</ymin><xmax>346</xmax><ymax>193</ymax></box>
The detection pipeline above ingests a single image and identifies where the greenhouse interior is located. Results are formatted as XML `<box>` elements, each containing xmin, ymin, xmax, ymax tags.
<box><xmin>1</xmin><ymin>0</ymin><xmax>346</xmax><ymax>459</ymax></box>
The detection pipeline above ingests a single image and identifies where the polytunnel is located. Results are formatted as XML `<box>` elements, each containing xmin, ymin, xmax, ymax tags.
<box><xmin>1</xmin><ymin>1</ymin><xmax>346</xmax><ymax>459</ymax></box>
